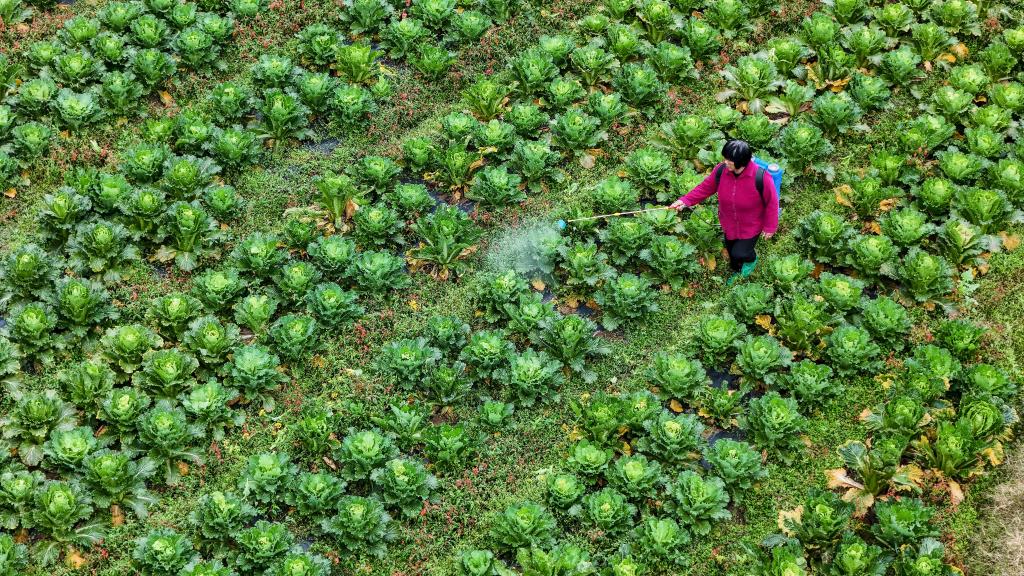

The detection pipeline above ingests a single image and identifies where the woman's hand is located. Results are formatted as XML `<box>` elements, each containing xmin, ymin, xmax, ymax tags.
<box><xmin>669</xmin><ymin>199</ymin><xmax>688</xmax><ymax>211</ymax></box>
<box><xmin>763</xmin><ymin>232</ymin><xmax>774</xmax><ymax>239</ymax></box>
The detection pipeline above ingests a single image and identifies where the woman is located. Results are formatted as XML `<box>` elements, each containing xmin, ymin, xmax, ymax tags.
<box><xmin>669</xmin><ymin>140</ymin><xmax>779</xmax><ymax>282</ymax></box>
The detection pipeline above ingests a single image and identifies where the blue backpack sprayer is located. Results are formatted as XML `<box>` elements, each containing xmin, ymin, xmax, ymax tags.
<box><xmin>556</xmin><ymin>159</ymin><xmax>784</xmax><ymax>230</ymax></box>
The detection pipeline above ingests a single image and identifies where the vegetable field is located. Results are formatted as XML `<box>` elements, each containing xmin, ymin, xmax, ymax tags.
<box><xmin>1</xmin><ymin>0</ymin><xmax>1023</xmax><ymax>574</ymax></box>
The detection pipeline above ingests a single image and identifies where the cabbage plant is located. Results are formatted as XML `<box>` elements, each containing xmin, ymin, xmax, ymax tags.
<box><xmin>704</xmin><ymin>439</ymin><xmax>766</xmax><ymax>504</ymax></box>
<box><xmin>30</xmin><ymin>480</ymin><xmax>104</xmax><ymax>566</ymax></box>
<box><xmin>664</xmin><ymin>471</ymin><xmax>731</xmax><ymax>535</ymax></box>
<box><xmin>594</xmin><ymin>273</ymin><xmax>659</xmax><ymax>331</ymax></box>
<box><xmin>488</xmin><ymin>500</ymin><xmax>557</xmax><ymax>551</ymax></box>
<box><xmin>637</xmin><ymin>411</ymin><xmax>704</xmax><ymax>466</ymax></box>
<box><xmin>371</xmin><ymin>457</ymin><xmax>437</xmax><ymax>518</ymax></box>
<box><xmin>741</xmin><ymin>392</ymin><xmax>806</xmax><ymax>463</ymax></box>
<box><xmin>238</xmin><ymin>452</ymin><xmax>298</xmax><ymax>509</ymax></box>
<box><xmin>137</xmin><ymin>403</ymin><xmax>203</xmax><ymax>485</ymax></box>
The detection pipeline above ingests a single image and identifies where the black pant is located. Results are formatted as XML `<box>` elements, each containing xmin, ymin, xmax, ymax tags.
<box><xmin>724</xmin><ymin>235</ymin><xmax>759</xmax><ymax>272</ymax></box>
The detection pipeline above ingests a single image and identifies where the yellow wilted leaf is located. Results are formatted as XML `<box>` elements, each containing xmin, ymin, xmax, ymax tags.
<box><xmin>65</xmin><ymin>547</ymin><xmax>88</xmax><ymax>569</ymax></box>
<box><xmin>1000</xmin><ymin>232</ymin><xmax>1020</xmax><ymax>251</ymax></box>
<box><xmin>408</xmin><ymin>299</ymin><xmax>419</xmax><ymax>311</ymax></box>
<box><xmin>754</xmin><ymin>314</ymin><xmax>775</xmax><ymax>333</ymax></box>
<box><xmin>805</xmin><ymin>64</ymin><xmax>821</xmax><ymax>86</ymax></box>
<box><xmin>468</xmin><ymin>157</ymin><xmax>486</xmax><ymax>172</ymax></box>
<box><xmin>948</xmin><ymin>480</ymin><xmax>964</xmax><ymax>508</ymax></box>
<box><xmin>825</xmin><ymin>468</ymin><xmax>864</xmax><ymax>490</ymax></box>
<box><xmin>622</xmin><ymin>442</ymin><xmax>632</xmax><ymax>456</ymax></box>
<box><xmin>669</xmin><ymin>399</ymin><xmax>684</xmax><ymax>413</ymax></box>
<box><xmin>342</xmin><ymin>199</ymin><xmax>359</xmax><ymax>219</ymax></box>
<box><xmin>919</xmin><ymin>412</ymin><xmax>933</xmax><ymax>427</ymax></box>
<box><xmin>159</xmin><ymin>91</ymin><xmax>175</xmax><ymax>107</ymax></box>
<box><xmin>829</xmin><ymin>76</ymin><xmax>852</xmax><ymax>92</ymax></box>
<box><xmin>841</xmin><ymin>489</ymin><xmax>875</xmax><ymax>517</ymax></box>
<box><xmin>531</xmin><ymin>279</ymin><xmax>546</xmax><ymax>291</ymax></box>
<box><xmin>579</xmin><ymin>154</ymin><xmax>596</xmax><ymax>169</ymax></box>
<box><xmin>983</xmin><ymin>442</ymin><xmax>1005</xmax><ymax>466</ymax></box>
<box><xmin>951</xmin><ymin>42</ymin><xmax>969</xmax><ymax>59</ymax></box>
<box><xmin>110</xmin><ymin>503</ymin><xmax>126</xmax><ymax>527</ymax></box>
<box><xmin>310</xmin><ymin>355</ymin><xmax>327</xmax><ymax>369</ymax></box>
<box><xmin>866</xmin><ymin>221</ymin><xmax>882</xmax><ymax>234</ymax></box>
<box><xmin>878</xmin><ymin>198</ymin><xmax>900</xmax><ymax>212</ymax></box>
<box><xmin>777</xmin><ymin>506</ymin><xmax>803</xmax><ymax>536</ymax></box>
<box><xmin>3</xmin><ymin>188</ymin><xmax>15</xmax><ymax>198</ymax></box>
<box><xmin>833</xmin><ymin>184</ymin><xmax>853</xmax><ymax>207</ymax></box>
<box><xmin>895</xmin><ymin>464</ymin><xmax>926</xmax><ymax>492</ymax></box>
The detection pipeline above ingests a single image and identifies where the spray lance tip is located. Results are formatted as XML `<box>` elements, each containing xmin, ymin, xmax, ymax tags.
<box><xmin>556</xmin><ymin>220</ymin><xmax>567</xmax><ymax>230</ymax></box>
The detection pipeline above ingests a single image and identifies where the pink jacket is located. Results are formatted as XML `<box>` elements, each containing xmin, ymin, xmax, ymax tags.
<box><xmin>679</xmin><ymin>163</ymin><xmax>780</xmax><ymax>240</ymax></box>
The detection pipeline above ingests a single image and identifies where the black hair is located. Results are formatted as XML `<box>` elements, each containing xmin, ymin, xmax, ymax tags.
<box><xmin>721</xmin><ymin>139</ymin><xmax>752</xmax><ymax>168</ymax></box>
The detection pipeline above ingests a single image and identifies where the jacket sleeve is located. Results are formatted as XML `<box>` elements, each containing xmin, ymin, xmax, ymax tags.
<box><xmin>679</xmin><ymin>164</ymin><xmax>720</xmax><ymax>207</ymax></box>
<box><xmin>761</xmin><ymin>176</ymin><xmax>780</xmax><ymax>234</ymax></box>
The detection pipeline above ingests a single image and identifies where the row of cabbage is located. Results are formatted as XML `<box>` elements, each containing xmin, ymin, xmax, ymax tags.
<box><xmin>404</xmin><ymin>253</ymin><xmax>1016</xmax><ymax>574</ymax></box>
<box><xmin>426</xmin><ymin>0</ymin><xmax>1024</xmax><ymax>573</ymax></box>
<box><xmin>296</xmin><ymin>0</ymin><xmax>518</xmax><ymax>79</ymax></box>
<box><xmin>507</xmin><ymin>0</ymin><xmax>1024</xmax><ymax>319</ymax></box>
<box><xmin>0</xmin><ymin>2</ymin><xmax>609</xmax><ymax>571</ymax></box>
<box><xmin>0</xmin><ymin>0</ymin><xmax>534</xmax><ymax>571</ymax></box>
<box><xmin>1</xmin><ymin>0</ymin><xmax>1021</xmax><ymax>575</ymax></box>
<box><xmin>0</xmin><ymin>0</ymin><xmax>261</xmax><ymax>193</ymax></box>
<box><xmin>0</xmin><ymin>267</ymin><xmax>606</xmax><ymax>570</ymax></box>
<box><xmin>0</xmin><ymin>0</ymin><xmax>529</xmax><ymax>195</ymax></box>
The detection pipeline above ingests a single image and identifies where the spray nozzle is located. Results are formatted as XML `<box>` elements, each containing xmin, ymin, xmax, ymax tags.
<box><xmin>556</xmin><ymin>220</ymin><xmax>567</xmax><ymax>230</ymax></box>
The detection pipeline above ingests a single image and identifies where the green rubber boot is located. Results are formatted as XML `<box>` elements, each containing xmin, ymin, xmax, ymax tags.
<box><xmin>740</xmin><ymin>256</ymin><xmax>758</xmax><ymax>278</ymax></box>
<box><xmin>726</xmin><ymin>272</ymin><xmax>741</xmax><ymax>286</ymax></box>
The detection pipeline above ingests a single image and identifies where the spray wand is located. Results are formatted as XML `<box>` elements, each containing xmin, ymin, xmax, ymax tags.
<box><xmin>556</xmin><ymin>206</ymin><xmax>675</xmax><ymax>230</ymax></box>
